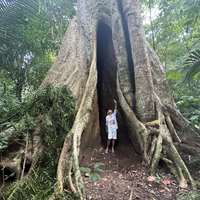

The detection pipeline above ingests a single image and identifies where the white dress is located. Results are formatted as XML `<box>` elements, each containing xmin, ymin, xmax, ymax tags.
<box><xmin>106</xmin><ymin>110</ymin><xmax>118</xmax><ymax>139</ymax></box>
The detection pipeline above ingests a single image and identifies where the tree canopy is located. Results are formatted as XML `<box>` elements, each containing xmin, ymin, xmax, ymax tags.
<box><xmin>0</xmin><ymin>0</ymin><xmax>76</xmax><ymax>100</ymax></box>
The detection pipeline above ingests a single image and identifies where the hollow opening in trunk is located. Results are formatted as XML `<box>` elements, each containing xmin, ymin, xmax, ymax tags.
<box><xmin>97</xmin><ymin>23</ymin><xmax>131</xmax><ymax>147</ymax></box>
<box><xmin>0</xmin><ymin>168</ymin><xmax>16</xmax><ymax>188</ymax></box>
<box><xmin>20</xmin><ymin>160</ymin><xmax>31</xmax><ymax>172</ymax></box>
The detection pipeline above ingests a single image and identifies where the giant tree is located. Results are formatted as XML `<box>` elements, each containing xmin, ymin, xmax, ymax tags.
<box><xmin>41</xmin><ymin>0</ymin><xmax>200</xmax><ymax>199</ymax></box>
<box><xmin>2</xmin><ymin>0</ymin><xmax>200</xmax><ymax>199</ymax></box>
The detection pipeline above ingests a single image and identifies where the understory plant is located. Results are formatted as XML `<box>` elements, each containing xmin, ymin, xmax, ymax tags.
<box><xmin>153</xmin><ymin>173</ymin><xmax>163</xmax><ymax>184</ymax></box>
<box><xmin>79</xmin><ymin>162</ymin><xmax>104</xmax><ymax>197</ymax></box>
<box><xmin>168</xmin><ymin>79</ymin><xmax>200</xmax><ymax>128</ymax></box>
<box><xmin>177</xmin><ymin>190</ymin><xmax>200</xmax><ymax>200</ymax></box>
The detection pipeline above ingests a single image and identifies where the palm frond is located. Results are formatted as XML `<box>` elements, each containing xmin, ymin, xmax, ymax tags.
<box><xmin>166</xmin><ymin>68</ymin><xmax>182</xmax><ymax>80</ymax></box>
<box><xmin>0</xmin><ymin>0</ymin><xmax>14</xmax><ymax>15</ymax></box>
<box><xmin>190</xmin><ymin>50</ymin><xmax>200</xmax><ymax>60</ymax></box>
<box><xmin>166</xmin><ymin>50</ymin><xmax>200</xmax><ymax>84</ymax></box>
<box><xmin>184</xmin><ymin>60</ymin><xmax>200</xmax><ymax>83</ymax></box>
<box><xmin>0</xmin><ymin>0</ymin><xmax>40</xmax><ymax>45</ymax></box>
<box><xmin>181</xmin><ymin>50</ymin><xmax>200</xmax><ymax>83</ymax></box>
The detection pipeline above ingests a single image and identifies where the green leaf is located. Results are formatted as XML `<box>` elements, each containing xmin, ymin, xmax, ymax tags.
<box><xmin>45</xmin><ymin>114</ymin><xmax>53</xmax><ymax>126</ymax></box>
<box><xmin>79</xmin><ymin>167</ymin><xmax>91</xmax><ymax>173</ymax></box>
<box><xmin>94</xmin><ymin>162</ymin><xmax>104</xmax><ymax>169</ymax></box>
<box><xmin>93</xmin><ymin>176</ymin><xmax>98</xmax><ymax>182</ymax></box>
<box><xmin>5</xmin><ymin>172</ymin><xmax>15</xmax><ymax>180</ymax></box>
<box><xmin>96</xmin><ymin>168</ymin><xmax>104</xmax><ymax>173</ymax></box>
<box><xmin>184</xmin><ymin>101</ymin><xmax>189</xmax><ymax>106</ymax></box>
<box><xmin>189</xmin><ymin>116</ymin><xmax>199</xmax><ymax>121</ymax></box>
<box><xmin>92</xmin><ymin>173</ymin><xmax>101</xmax><ymax>182</ymax></box>
<box><xmin>89</xmin><ymin>174</ymin><xmax>94</xmax><ymax>182</ymax></box>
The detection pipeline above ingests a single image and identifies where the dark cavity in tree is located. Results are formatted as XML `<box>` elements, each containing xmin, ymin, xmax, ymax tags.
<box><xmin>20</xmin><ymin>161</ymin><xmax>31</xmax><ymax>172</ymax></box>
<box><xmin>117</xmin><ymin>0</ymin><xmax>136</xmax><ymax>112</ymax></box>
<box><xmin>96</xmin><ymin>23</ymin><xmax>131</xmax><ymax>146</ymax></box>
<box><xmin>0</xmin><ymin>168</ymin><xmax>16</xmax><ymax>187</ymax></box>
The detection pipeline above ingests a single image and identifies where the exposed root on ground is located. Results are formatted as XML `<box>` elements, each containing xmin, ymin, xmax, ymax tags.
<box><xmin>149</xmin><ymin>94</ymin><xmax>196</xmax><ymax>188</ymax></box>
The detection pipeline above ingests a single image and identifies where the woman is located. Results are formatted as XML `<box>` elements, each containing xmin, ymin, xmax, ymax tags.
<box><xmin>105</xmin><ymin>99</ymin><xmax>118</xmax><ymax>154</ymax></box>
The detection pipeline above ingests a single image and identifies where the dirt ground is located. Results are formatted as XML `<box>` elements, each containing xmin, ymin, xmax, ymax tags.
<box><xmin>1</xmin><ymin>142</ymin><xmax>200</xmax><ymax>199</ymax></box>
<box><xmin>80</xmin><ymin>142</ymin><xmax>200</xmax><ymax>200</ymax></box>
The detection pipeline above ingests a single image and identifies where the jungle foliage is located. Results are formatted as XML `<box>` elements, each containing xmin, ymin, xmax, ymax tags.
<box><xmin>0</xmin><ymin>1</ymin><xmax>78</xmax><ymax>199</ymax></box>
<box><xmin>0</xmin><ymin>84</ymin><xmax>77</xmax><ymax>199</ymax></box>
<box><xmin>140</xmin><ymin>0</ymin><xmax>200</xmax><ymax>128</ymax></box>
<box><xmin>0</xmin><ymin>0</ymin><xmax>76</xmax><ymax>100</ymax></box>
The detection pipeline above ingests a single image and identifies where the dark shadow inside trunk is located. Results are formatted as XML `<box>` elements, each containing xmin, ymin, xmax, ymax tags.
<box><xmin>0</xmin><ymin>168</ymin><xmax>16</xmax><ymax>188</ymax></box>
<box><xmin>117</xmin><ymin>0</ymin><xmax>136</xmax><ymax>113</ymax></box>
<box><xmin>97</xmin><ymin>23</ymin><xmax>131</xmax><ymax>147</ymax></box>
<box><xmin>21</xmin><ymin>161</ymin><xmax>31</xmax><ymax>172</ymax></box>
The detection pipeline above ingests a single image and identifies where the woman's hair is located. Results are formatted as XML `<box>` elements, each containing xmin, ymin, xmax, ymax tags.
<box><xmin>107</xmin><ymin>110</ymin><xmax>112</xmax><ymax>115</ymax></box>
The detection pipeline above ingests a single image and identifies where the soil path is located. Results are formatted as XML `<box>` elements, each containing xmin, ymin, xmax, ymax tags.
<box><xmin>80</xmin><ymin>143</ymin><xmax>180</xmax><ymax>200</ymax></box>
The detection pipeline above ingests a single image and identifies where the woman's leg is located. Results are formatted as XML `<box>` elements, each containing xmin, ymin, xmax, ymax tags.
<box><xmin>112</xmin><ymin>139</ymin><xmax>115</xmax><ymax>152</ymax></box>
<box><xmin>107</xmin><ymin>139</ymin><xmax>111</xmax><ymax>149</ymax></box>
<box><xmin>112</xmin><ymin>139</ymin><xmax>115</xmax><ymax>148</ymax></box>
<box><xmin>105</xmin><ymin>139</ymin><xmax>111</xmax><ymax>153</ymax></box>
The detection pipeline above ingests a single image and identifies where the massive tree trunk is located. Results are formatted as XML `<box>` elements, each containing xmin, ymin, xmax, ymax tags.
<box><xmin>41</xmin><ymin>0</ymin><xmax>200</xmax><ymax>199</ymax></box>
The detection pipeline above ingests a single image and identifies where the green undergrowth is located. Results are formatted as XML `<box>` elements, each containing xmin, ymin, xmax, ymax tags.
<box><xmin>177</xmin><ymin>190</ymin><xmax>200</xmax><ymax>200</ymax></box>
<box><xmin>169</xmin><ymin>80</ymin><xmax>200</xmax><ymax>128</ymax></box>
<box><xmin>0</xmin><ymin>84</ymin><xmax>77</xmax><ymax>199</ymax></box>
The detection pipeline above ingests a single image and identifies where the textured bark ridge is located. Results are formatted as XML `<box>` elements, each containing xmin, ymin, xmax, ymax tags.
<box><xmin>41</xmin><ymin>0</ymin><xmax>200</xmax><ymax>199</ymax></box>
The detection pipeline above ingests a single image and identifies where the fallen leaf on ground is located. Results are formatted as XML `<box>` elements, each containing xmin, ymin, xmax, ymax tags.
<box><xmin>163</xmin><ymin>180</ymin><xmax>170</xmax><ymax>185</ymax></box>
<box><xmin>119</xmin><ymin>174</ymin><xmax>123</xmax><ymax>179</ymax></box>
<box><xmin>148</xmin><ymin>176</ymin><xmax>156</xmax><ymax>181</ymax></box>
<box><xmin>132</xmin><ymin>170</ymin><xmax>137</xmax><ymax>173</ymax></box>
<box><xmin>109</xmin><ymin>161</ymin><xmax>111</xmax><ymax>163</ymax></box>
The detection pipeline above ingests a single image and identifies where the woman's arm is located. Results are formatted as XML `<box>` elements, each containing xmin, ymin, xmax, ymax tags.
<box><xmin>113</xmin><ymin>99</ymin><xmax>117</xmax><ymax>110</ymax></box>
<box><xmin>106</xmin><ymin>117</ymin><xmax>108</xmax><ymax>133</ymax></box>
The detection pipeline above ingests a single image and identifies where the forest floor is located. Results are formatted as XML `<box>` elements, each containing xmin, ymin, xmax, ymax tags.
<box><xmin>80</xmin><ymin>142</ymin><xmax>200</xmax><ymax>200</ymax></box>
<box><xmin>1</xmin><ymin>142</ymin><xmax>200</xmax><ymax>199</ymax></box>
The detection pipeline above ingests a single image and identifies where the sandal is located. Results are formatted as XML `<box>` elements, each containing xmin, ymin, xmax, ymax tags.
<box><xmin>112</xmin><ymin>148</ymin><xmax>115</xmax><ymax>153</ymax></box>
<box><xmin>105</xmin><ymin>148</ymin><xmax>108</xmax><ymax>154</ymax></box>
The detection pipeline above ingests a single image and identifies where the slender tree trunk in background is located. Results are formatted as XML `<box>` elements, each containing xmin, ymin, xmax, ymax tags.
<box><xmin>28</xmin><ymin>0</ymin><xmax>200</xmax><ymax>199</ymax></box>
<box><xmin>149</xmin><ymin>0</ymin><xmax>156</xmax><ymax>51</ymax></box>
<box><xmin>51</xmin><ymin>25</ymin><xmax>54</xmax><ymax>62</ymax></box>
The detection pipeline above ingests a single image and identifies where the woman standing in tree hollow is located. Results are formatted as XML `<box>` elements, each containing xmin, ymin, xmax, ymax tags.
<box><xmin>105</xmin><ymin>99</ymin><xmax>118</xmax><ymax>154</ymax></box>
